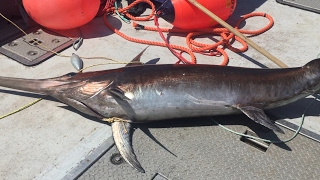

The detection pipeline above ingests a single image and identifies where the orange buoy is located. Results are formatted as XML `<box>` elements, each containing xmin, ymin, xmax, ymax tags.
<box><xmin>22</xmin><ymin>0</ymin><xmax>100</xmax><ymax>30</ymax></box>
<box><xmin>156</xmin><ymin>0</ymin><xmax>237</xmax><ymax>29</ymax></box>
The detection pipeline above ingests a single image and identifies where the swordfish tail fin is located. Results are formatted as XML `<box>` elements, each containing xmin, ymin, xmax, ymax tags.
<box><xmin>0</xmin><ymin>76</ymin><xmax>68</xmax><ymax>94</ymax></box>
<box><xmin>111</xmin><ymin>121</ymin><xmax>145</xmax><ymax>173</ymax></box>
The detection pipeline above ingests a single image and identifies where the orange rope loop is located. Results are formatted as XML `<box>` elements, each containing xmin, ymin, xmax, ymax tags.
<box><xmin>103</xmin><ymin>0</ymin><xmax>196</xmax><ymax>64</ymax></box>
<box><xmin>103</xmin><ymin>0</ymin><xmax>274</xmax><ymax>65</ymax></box>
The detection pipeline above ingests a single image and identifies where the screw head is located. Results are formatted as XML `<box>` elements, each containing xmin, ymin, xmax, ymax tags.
<box><xmin>110</xmin><ymin>153</ymin><xmax>124</xmax><ymax>165</ymax></box>
<box><xmin>33</xmin><ymin>31</ymin><xmax>42</xmax><ymax>35</ymax></box>
<box><xmin>8</xmin><ymin>41</ymin><xmax>18</xmax><ymax>47</ymax></box>
<box><xmin>52</xmin><ymin>39</ymin><xmax>60</xmax><ymax>43</ymax></box>
<box><xmin>27</xmin><ymin>51</ymin><xmax>38</xmax><ymax>56</ymax></box>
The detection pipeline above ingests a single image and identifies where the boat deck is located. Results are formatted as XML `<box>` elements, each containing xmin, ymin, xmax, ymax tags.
<box><xmin>0</xmin><ymin>0</ymin><xmax>320</xmax><ymax>179</ymax></box>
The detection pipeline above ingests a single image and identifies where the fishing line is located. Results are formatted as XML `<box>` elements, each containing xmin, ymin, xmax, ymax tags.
<box><xmin>0</xmin><ymin>97</ymin><xmax>44</xmax><ymax>120</ymax></box>
<box><xmin>0</xmin><ymin>59</ymin><xmax>139</xmax><ymax>120</ymax></box>
<box><xmin>0</xmin><ymin>12</ymin><xmax>131</xmax><ymax>65</ymax></box>
<box><xmin>78</xmin><ymin>61</ymin><xmax>145</xmax><ymax>72</ymax></box>
<box><xmin>0</xmin><ymin>12</ymin><xmax>135</xmax><ymax>119</ymax></box>
<box><xmin>211</xmin><ymin>96</ymin><xmax>317</xmax><ymax>143</ymax></box>
<box><xmin>0</xmin><ymin>12</ymin><xmax>140</xmax><ymax>119</ymax></box>
<box><xmin>0</xmin><ymin>7</ymin><xmax>315</xmax><ymax>143</ymax></box>
<box><xmin>0</xmin><ymin>11</ymin><xmax>137</xmax><ymax>119</ymax></box>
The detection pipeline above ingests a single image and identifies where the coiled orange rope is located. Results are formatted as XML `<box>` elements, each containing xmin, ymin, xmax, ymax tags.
<box><xmin>103</xmin><ymin>0</ymin><xmax>274</xmax><ymax>65</ymax></box>
<box><xmin>103</xmin><ymin>0</ymin><xmax>196</xmax><ymax>64</ymax></box>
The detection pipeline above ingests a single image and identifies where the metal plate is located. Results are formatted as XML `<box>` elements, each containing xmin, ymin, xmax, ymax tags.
<box><xmin>75</xmin><ymin>116</ymin><xmax>320</xmax><ymax>180</ymax></box>
<box><xmin>277</xmin><ymin>0</ymin><xmax>320</xmax><ymax>14</ymax></box>
<box><xmin>0</xmin><ymin>26</ymin><xmax>73</xmax><ymax>66</ymax></box>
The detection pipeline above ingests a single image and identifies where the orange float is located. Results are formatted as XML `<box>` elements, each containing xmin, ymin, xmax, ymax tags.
<box><xmin>156</xmin><ymin>0</ymin><xmax>237</xmax><ymax>29</ymax></box>
<box><xmin>22</xmin><ymin>0</ymin><xmax>100</xmax><ymax>30</ymax></box>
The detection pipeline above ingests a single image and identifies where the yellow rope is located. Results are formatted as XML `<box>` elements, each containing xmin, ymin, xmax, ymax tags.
<box><xmin>0</xmin><ymin>12</ymin><xmax>130</xmax><ymax>64</ymax></box>
<box><xmin>102</xmin><ymin>117</ymin><xmax>131</xmax><ymax>123</ymax></box>
<box><xmin>0</xmin><ymin>97</ymin><xmax>44</xmax><ymax>119</ymax></box>
<box><xmin>78</xmin><ymin>61</ymin><xmax>145</xmax><ymax>72</ymax></box>
<box><xmin>0</xmin><ymin>12</ymin><xmax>138</xmax><ymax>120</ymax></box>
<box><xmin>103</xmin><ymin>117</ymin><xmax>131</xmax><ymax>133</ymax></box>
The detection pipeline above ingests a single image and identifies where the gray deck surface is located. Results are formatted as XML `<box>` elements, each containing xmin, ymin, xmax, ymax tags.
<box><xmin>78</xmin><ymin>117</ymin><xmax>320</xmax><ymax>180</ymax></box>
<box><xmin>0</xmin><ymin>0</ymin><xmax>320</xmax><ymax>179</ymax></box>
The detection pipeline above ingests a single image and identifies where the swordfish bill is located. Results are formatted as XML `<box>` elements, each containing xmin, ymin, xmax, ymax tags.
<box><xmin>1</xmin><ymin>56</ymin><xmax>320</xmax><ymax>173</ymax></box>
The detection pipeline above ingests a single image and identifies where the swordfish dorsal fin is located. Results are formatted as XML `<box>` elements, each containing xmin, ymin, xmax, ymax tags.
<box><xmin>235</xmin><ymin>105</ymin><xmax>284</xmax><ymax>134</ymax></box>
<box><xmin>111</xmin><ymin>121</ymin><xmax>145</xmax><ymax>173</ymax></box>
<box><xmin>125</xmin><ymin>46</ymin><xmax>149</xmax><ymax>67</ymax></box>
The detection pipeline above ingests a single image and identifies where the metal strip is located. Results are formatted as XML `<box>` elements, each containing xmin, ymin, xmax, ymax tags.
<box><xmin>276</xmin><ymin>0</ymin><xmax>320</xmax><ymax>14</ymax></box>
<box><xmin>62</xmin><ymin>138</ymin><xmax>115</xmax><ymax>180</ymax></box>
<box><xmin>276</xmin><ymin>119</ymin><xmax>320</xmax><ymax>143</ymax></box>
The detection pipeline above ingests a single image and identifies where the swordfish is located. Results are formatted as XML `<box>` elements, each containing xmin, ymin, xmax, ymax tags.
<box><xmin>0</xmin><ymin>53</ymin><xmax>320</xmax><ymax>173</ymax></box>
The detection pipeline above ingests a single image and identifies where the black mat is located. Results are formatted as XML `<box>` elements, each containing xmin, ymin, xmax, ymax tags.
<box><xmin>277</xmin><ymin>0</ymin><xmax>320</xmax><ymax>14</ymax></box>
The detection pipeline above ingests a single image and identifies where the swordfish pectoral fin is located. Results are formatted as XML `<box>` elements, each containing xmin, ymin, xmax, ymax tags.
<box><xmin>108</xmin><ymin>88</ymin><xmax>137</xmax><ymax>120</ymax></box>
<box><xmin>111</xmin><ymin>121</ymin><xmax>145</xmax><ymax>173</ymax></box>
<box><xmin>109</xmin><ymin>88</ymin><xmax>143</xmax><ymax>172</ymax></box>
<box><xmin>108</xmin><ymin>88</ymin><xmax>131</xmax><ymax>100</ymax></box>
<box><xmin>235</xmin><ymin>105</ymin><xmax>284</xmax><ymax>134</ymax></box>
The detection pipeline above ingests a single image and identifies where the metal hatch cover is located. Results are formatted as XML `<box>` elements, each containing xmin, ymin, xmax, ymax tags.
<box><xmin>0</xmin><ymin>26</ymin><xmax>74</xmax><ymax>66</ymax></box>
<box><xmin>277</xmin><ymin>0</ymin><xmax>320</xmax><ymax>14</ymax></box>
<box><xmin>76</xmin><ymin>116</ymin><xmax>320</xmax><ymax>180</ymax></box>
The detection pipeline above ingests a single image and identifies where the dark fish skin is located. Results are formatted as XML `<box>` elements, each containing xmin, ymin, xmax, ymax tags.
<box><xmin>58</xmin><ymin>59</ymin><xmax>320</xmax><ymax>123</ymax></box>
<box><xmin>1</xmin><ymin>58</ymin><xmax>320</xmax><ymax>173</ymax></box>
